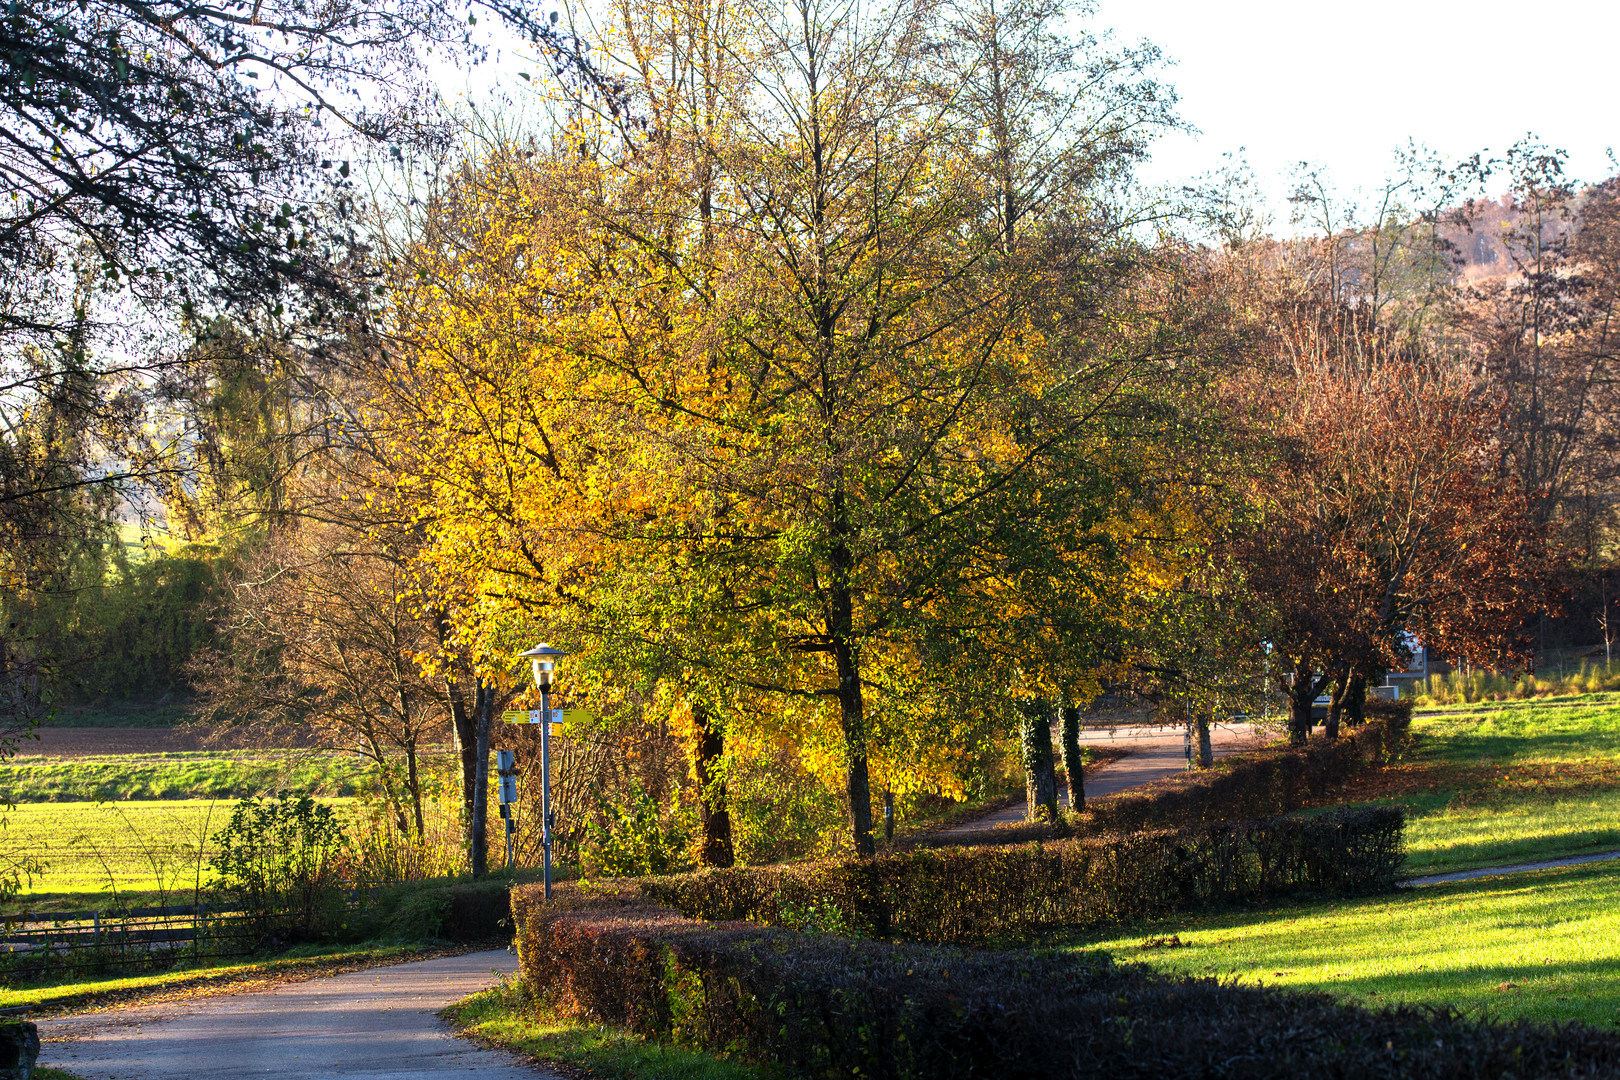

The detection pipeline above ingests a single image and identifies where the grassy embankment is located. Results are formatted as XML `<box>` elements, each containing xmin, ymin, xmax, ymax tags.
<box><xmin>1359</xmin><ymin>693</ymin><xmax>1620</xmax><ymax>875</ymax></box>
<box><xmin>448</xmin><ymin>980</ymin><xmax>767</xmax><ymax>1080</ymax></box>
<box><xmin>1063</xmin><ymin>690</ymin><xmax>1620</xmax><ymax>1027</ymax></box>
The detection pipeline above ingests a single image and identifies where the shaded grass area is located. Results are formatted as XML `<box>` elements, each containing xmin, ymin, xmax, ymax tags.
<box><xmin>9</xmin><ymin>942</ymin><xmax>445</xmax><ymax>1015</ymax></box>
<box><xmin>1064</xmin><ymin>861</ymin><xmax>1620</xmax><ymax>1029</ymax></box>
<box><xmin>48</xmin><ymin>701</ymin><xmax>195</xmax><ymax>728</ymax></box>
<box><xmin>0</xmin><ymin>751</ymin><xmax>366</xmax><ymax>802</ymax></box>
<box><xmin>447</xmin><ymin>983</ymin><xmax>769</xmax><ymax>1080</ymax></box>
<box><xmin>1330</xmin><ymin>694</ymin><xmax>1620</xmax><ymax>874</ymax></box>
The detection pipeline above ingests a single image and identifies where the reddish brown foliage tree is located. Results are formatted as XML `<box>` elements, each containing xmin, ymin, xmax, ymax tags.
<box><xmin>1230</xmin><ymin>303</ymin><xmax>1548</xmax><ymax>743</ymax></box>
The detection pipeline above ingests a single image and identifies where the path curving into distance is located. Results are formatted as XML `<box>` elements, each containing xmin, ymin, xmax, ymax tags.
<box><xmin>941</xmin><ymin>722</ymin><xmax>1267</xmax><ymax>833</ymax></box>
<box><xmin>39</xmin><ymin>949</ymin><xmax>555</xmax><ymax>1080</ymax></box>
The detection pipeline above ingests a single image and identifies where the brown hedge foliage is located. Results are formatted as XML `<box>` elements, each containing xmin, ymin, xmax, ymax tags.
<box><xmin>512</xmin><ymin>886</ymin><xmax>1620</xmax><ymax>1080</ymax></box>
<box><xmin>638</xmin><ymin>806</ymin><xmax>1403</xmax><ymax>945</ymax></box>
<box><xmin>1083</xmin><ymin>712</ymin><xmax>1411</xmax><ymax>835</ymax></box>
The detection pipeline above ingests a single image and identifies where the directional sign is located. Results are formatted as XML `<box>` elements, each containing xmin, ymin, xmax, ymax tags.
<box><xmin>500</xmin><ymin>708</ymin><xmax>592</xmax><ymax>734</ymax></box>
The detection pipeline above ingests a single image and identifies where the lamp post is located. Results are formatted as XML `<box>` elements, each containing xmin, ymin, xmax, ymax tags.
<box><xmin>518</xmin><ymin>642</ymin><xmax>567</xmax><ymax>899</ymax></box>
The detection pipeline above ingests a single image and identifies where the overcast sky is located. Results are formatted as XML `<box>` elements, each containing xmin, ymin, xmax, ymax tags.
<box><xmin>434</xmin><ymin>0</ymin><xmax>1618</xmax><ymax>221</ymax></box>
<box><xmin>1095</xmin><ymin>0</ymin><xmax>1619</xmax><ymax>216</ymax></box>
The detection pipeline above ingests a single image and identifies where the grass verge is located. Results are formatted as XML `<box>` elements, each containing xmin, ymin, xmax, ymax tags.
<box><xmin>446</xmin><ymin>980</ymin><xmax>770</xmax><ymax>1080</ymax></box>
<box><xmin>1064</xmin><ymin>860</ymin><xmax>1620</xmax><ymax>1029</ymax></box>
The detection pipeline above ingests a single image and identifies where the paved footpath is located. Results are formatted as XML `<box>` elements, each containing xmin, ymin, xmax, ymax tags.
<box><xmin>944</xmin><ymin>722</ymin><xmax>1267</xmax><ymax>832</ymax></box>
<box><xmin>1408</xmin><ymin>849</ymin><xmax>1620</xmax><ymax>887</ymax></box>
<box><xmin>39</xmin><ymin>949</ymin><xmax>557</xmax><ymax>1080</ymax></box>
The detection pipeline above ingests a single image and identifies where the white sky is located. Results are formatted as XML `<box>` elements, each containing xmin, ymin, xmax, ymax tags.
<box><xmin>1095</xmin><ymin>0</ymin><xmax>1620</xmax><ymax>215</ymax></box>
<box><xmin>433</xmin><ymin>0</ymin><xmax>1620</xmax><ymax>221</ymax></box>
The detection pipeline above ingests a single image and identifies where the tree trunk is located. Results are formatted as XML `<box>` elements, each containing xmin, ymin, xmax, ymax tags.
<box><xmin>469</xmin><ymin>681</ymin><xmax>494</xmax><ymax>878</ymax></box>
<box><xmin>1059</xmin><ymin>705</ymin><xmax>1084</xmax><ymax>812</ymax></box>
<box><xmin>1196</xmin><ymin>710</ymin><xmax>1213</xmax><ymax>768</ymax></box>
<box><xmin>405</xmin><ymin>737</ymin><xmax>425</xmax><ymax>839</ymax></box>
<box><xmin>445</xmin><ymin>676</ymin><xmax>479</xmax><ymax>836</ymax></box>
<box><xmin>834</xmin><ymin>643</ymin><xmax>876</xmax><ymax>857</ymax></box>
<box><xmin>1326</xmin><ymin>670</ymin><xmax>1349</xmax><ymax>741</ymax></box>
<box><xmin>1345</xmin><ymin>671</ymin><xmax>1368</xmax><ymax>725</ymax></box>
<box><xmin>883</xmin><ymin>788</ymin><xmax>895</xmax><ymax>842</ymax></box>
<box><xmin>690</xmin><ymin>702</ymin><xmax>735</xmax><ymax>868</ymax></box>
<box><xmin>1287</xmin><ymin>660</ymin><xmax>1318</xmax><ymax>745</ymax></box>
<box><xmin>1019</xmin><ymin>702</ymin><xmax>1059</xmax><ymax>822</ymax></box>
<box><xmin>829</xmin><ymin>520</ymin><xmax>875</xmax><ymax>857</ymax></box>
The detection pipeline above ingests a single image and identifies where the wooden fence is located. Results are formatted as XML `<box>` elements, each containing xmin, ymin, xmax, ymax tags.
<box><xmin>0</xmin><ymin>903</ymin><xmax>313</xmax><ymax>978</ymax></box>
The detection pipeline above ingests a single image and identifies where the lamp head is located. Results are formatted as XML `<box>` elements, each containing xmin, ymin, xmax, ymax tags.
<box><xmin>518</xmin><ymin>643</ymin><xmax>568</xmax><ymax>690</ymax></box>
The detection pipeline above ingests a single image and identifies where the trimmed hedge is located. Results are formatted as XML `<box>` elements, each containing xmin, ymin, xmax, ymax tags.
<box><xmin>640</xmin><ymin>806</ymin><xmax>1404</xmax><ymax>944</ymax></box>
<box><xmin>514</xmin><ymin>886</ymin><xmax>1620</xmax><ymax>1080</ymax></box>
<box><xmin>1085</xmin><ymin>711</ymin><xmax>1411</xmax><ymax>834</ymax></box>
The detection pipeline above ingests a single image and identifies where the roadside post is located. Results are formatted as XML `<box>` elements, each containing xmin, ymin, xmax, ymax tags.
<box><xmin>517</xmin><ymin>643</ymin><xmax>568</xmax><ymax>900</ymax></box>
<box><xmin>496</xmin><ymin>750</ymin><xmax>518</xmax><ymax>871</ymax></box>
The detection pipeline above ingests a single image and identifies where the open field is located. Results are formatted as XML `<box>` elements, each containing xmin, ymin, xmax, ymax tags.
<box><xmin>1067</xmin><ymin>860</ymin><xmax>1620</xmax><ymax>1028</ymax></box>
<box><xmin>0</xmin><ymin>751</ymin><xmax>366</xmax><ymax>803</ymax></box>
<box><xmin>2</xmin><ymin>799</ymin><xmax>369</xmax><ymax>913</ymax></box>
<box><xmin>1334</xmin><ymin>693</ymin><xmax>1620</xmax><ymax>875</ymax></box>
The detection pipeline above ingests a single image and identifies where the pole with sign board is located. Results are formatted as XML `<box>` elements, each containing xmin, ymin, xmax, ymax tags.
<box><xmin>517</xmin><ymin>644</ymin><xmax>567</xmax><ymax>899</ymax></box>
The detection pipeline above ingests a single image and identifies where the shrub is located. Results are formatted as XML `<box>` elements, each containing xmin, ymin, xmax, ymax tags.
<box><xmin>209</xmin><ymin>795</ymin><xmax>347</xmax><ymax>941</ymax></box>
<box><xmin>362</xmin><ymin>878</ymin><xmax>512</xmax><ymax>942</ymax></box>
<box><xmin>513</xmin><ymin>887</ymin><xmax>1620</xmax><ymax>1080</ymax></box>
<box><xmin>581</xmin><ymin>781</ymin><xmax>692</xmax><ymax>879</ymax></box>
<box><xmin>638</xmin><ymin>806</ymin><xmax>1403</xmax><ymax>945</ymax></box>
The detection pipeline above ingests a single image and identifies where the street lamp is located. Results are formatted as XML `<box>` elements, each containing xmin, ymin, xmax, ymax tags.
<box><xmin>518</xmin><ymin>642</ymin><xmax>567</xmax><ymax>899</ymax></box>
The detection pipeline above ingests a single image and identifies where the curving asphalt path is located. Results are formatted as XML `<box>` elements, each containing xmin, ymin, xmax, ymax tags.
<box><xmin>942</xmin><ymin>722</ymin><xmax>1268</xmax><ymax>832</ymax></box>
<box><xmin>39</xmin><ymin>949</ymin><xmax>555</xmax><ymax>1080</ymax></box>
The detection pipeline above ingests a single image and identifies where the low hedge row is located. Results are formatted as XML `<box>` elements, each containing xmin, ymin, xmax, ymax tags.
<box><xmin>639</xmin><ymin>805</ymin><xmax>1404</xmax><ymax>944</ymax></box>
<box><xmin>513</xmin><ymin>886</ymin><xmax>1620</xmax><ymax>1080</ymax></box>
<box><xmin>1085</xmin><ymin>709</ymin><xmax>1412</xmax><ymax>834</ymax></box>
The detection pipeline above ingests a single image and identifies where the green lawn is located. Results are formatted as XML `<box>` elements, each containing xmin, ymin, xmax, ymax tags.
<box><xmin>0</xmin><ymin>799</ymin><xmax>367</xmax><ymax>912</ymax></box>
<box><xmin>1351</xmin><ymin>694</ymin><xmax>1620</xmax><ymax>875</ymax></box>
<box><xmin>0</xmin><ymin>751</ymin><xmax>367</xmax><ymax>803</ymax></box>
<box><xmin>1067</xmin><ymin>860</ymin><xmax>1620</xmax><ymax>1028</ymax></box>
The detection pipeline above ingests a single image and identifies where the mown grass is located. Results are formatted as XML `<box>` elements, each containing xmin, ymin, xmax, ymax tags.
<box><xmin>0</xmin><ymin>751</ymin><xmax>366</xmax><ymax>802</ymax></box>
<box><xmin>1065</xmin><ymin>860</ymin><xmax>1620</xmax><ymax>1029</ymax></box>
<box><xmin>447</xmin><ymin>981</ymin><xmax>769</xmax><ymax>1080</ymax></box>
<box><xmin>1334</xmin><ymin>693</ymin><xmax>1620</xmax><ymax>874</ymax></box>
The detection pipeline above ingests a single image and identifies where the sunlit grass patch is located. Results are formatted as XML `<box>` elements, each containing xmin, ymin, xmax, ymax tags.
<box><xmin>0</xmin><ymin>751</ymin><xmax>367</xmax><ymax>803</ymax></box>
<box><xmin>2</xmin><ymin>798</ymin><xmax>358</xmax><ymax>912</ymax></box>
<box><xmin>1329</xmin><ymin>695</ymin><xmax>1620</xmax><ymax>873</ymax></box>
<box><xmin>1067</xmin><ymin>861</ymin><xmax>1620</xmax><ymax>1028</ymax></box>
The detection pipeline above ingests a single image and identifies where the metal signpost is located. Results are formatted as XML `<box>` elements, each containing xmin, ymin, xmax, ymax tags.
<box><xmin>516</xmin><ymin>643</ymin><xmax>568</xmax><ymax>900</ymax></box>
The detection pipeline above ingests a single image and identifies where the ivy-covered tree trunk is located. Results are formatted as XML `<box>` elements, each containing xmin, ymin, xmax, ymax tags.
<box><xmin>690</xmin><ymin>702</ymin><xmax>735</xmax><ymax>868</ymax></box>
<box><xmin>1196</xmin><ymin>710</ymin><xmax>1213</xmax><ymax>767</ymax></box>
<box><xmin>1060</xmin><ymin>705</ymin><xmax>1084</xmax><ymax>811</ymax></box>
<box><xmin>1019</xmin><ymin>702</ymin><xmax>1059</xmax><ymax>822</ymax></box>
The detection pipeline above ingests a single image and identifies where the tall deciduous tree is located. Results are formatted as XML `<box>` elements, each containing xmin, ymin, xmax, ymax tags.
<box><xmin>1231</xmin><ymin>302</ymin><xmax>1546</xmax><ymax>743</ymax></box>
<box><xmin>377</xmin><ymin>0</ymin><xmax>1181</xmax><ymax>855</ymax></box>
